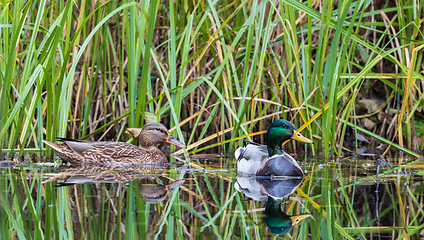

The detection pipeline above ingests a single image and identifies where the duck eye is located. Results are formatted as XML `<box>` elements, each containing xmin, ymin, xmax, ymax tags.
<box><xmin>281</xmin><ymin>124</ymin><xmax>287</xmax><ymax>128</ymax></box>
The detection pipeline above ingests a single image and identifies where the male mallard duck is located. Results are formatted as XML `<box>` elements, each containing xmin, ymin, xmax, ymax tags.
<box><xmin>43</xmin><ymin>122</ymin><xmax>186</xmax><ymax>166</ymax></box>
<box><xmin>235</xmin><ymin>119</ymin><xmax>313</xmax><ymax>176</ymax></box>
<box><xmin>265</xmin><ymin>196</ymin><xmax>311</xmax><ymax>235</ymax></box>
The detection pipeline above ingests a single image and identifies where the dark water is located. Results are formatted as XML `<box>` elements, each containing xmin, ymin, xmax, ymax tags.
<box><xmin>0</xmin><ymin>154</ymin><xmax>423</xmax><ymax>239</ymax></box>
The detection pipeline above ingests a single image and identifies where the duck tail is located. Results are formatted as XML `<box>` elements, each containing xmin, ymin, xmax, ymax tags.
<box><xmin>234</xmin><ymin>147</ymin><xmax>244</xmax><ymax>160</ymax></box>
<box><xmin>43</xmin><ymin>140</ymin><xmax>63</xmax><ymax>153</ymax></box>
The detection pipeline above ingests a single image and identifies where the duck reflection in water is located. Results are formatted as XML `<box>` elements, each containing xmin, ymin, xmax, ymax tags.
<box><xmin>265</xmin><ymin>196</ymin><xmax>311</xmax><ymax>235</ymax></box>
<box><xmin>235</xmin><ymin>177</ymin><xmax>310</xmax><ymax>235</ymax></box>
<box><xmin>44</xmin><ymin>165</ymin><xmax>184</xmax><ymax>203</ymax></box>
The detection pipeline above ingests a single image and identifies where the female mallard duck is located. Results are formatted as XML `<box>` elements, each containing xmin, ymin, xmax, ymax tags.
<box><xmin>235</xmin><ymin>119</ymin><xmax>313</xmax><ymax>176</ymax></box>
<box><xmin>43</xmin><ymin>122</ymin><xmax>186</xmax><ymax>166</ymax></box>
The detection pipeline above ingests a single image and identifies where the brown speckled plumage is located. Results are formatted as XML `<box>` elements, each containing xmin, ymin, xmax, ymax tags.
<box><xmin>43</xmin><ymin>122</ymin><xmax>186</xmax><ymax>167</ymax></box>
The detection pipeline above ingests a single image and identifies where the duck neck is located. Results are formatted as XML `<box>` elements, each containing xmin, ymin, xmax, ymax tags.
<box><xmin>267</xmin><ymin>143</ymin><xmax>283</xmax><ymax>157</ymax></box>
<box><xmin>265</xmin><ymin>196</ymin><xmax>283</xmax><ymax>214</ymax></box>
<box><xmin>266</xmin><ymin>136</ymin><xmax>286</xmax><ymax>157</ymax></box>
<box><xmin>138</xmin><ymin>134</ymin><xmax>157</xmax><ymax>149</ymax></box>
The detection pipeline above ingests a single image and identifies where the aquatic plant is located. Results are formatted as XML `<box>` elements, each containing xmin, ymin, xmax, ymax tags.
<box><xmin>0</xmin><ymin>0</ymin><xmax>423</xmax><ymax>160</ymax></box>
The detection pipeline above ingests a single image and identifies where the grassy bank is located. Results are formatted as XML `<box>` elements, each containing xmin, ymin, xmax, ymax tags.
<box><xmin>0</xmin><ymin>0</ymin><xmax>423</xmax><ymax>159</ymax></box>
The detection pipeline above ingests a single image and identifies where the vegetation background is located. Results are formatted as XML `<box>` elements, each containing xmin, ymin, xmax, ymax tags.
<box><xmin>1</xmin><ymin>0</ymin><xmax>424</xmax><ymax>239</ymax></box>
<box><xmin>0</xmin><ymin>0</ymin><xmax>423</xmax><ymax>159</ymax></box>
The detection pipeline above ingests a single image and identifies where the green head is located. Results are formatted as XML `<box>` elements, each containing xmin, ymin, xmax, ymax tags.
<box><xmin>266</xmin><ymin>120</ymin><xmax>313</xmax><ymax>157</ymax></box>
<box><xmin>265</xmin><ymin>196</ymin><xmax>311</xmax><ymax>235</ymax></box>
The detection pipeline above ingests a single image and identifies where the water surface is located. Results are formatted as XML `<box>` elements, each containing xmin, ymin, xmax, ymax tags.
<box><xmin>0</xmin><ymin>154</ymin><xmax>423</xmax><ymax>239</ymax></box>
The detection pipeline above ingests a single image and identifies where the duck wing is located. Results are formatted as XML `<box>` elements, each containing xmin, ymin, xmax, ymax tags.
<box><xmin>57</xmin><ymin>138</ymin><xmax>96</xmax><ymax>156</ymax></box>
<box><xmin>235</xmin><ymin>143</ymin><xmax>268</xmax><ymax>161</ymax></box>
<box><xmin>58</xmin><ymin>139</ymin><xmax>140</xmax><ymax>158</ymax></box>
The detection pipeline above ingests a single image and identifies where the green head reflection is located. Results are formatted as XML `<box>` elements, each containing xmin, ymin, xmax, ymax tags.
<box><xmin>265</xmin><ymin>196</ymin><xmax>311</xmax><ymax>235</ymax></box>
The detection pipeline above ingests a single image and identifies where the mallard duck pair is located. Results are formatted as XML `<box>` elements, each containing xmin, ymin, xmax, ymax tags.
<box><xmin>43</xmin><ymin>122</ymin><xmax>185</xmax><ymax>167</ymax></box>
<box><xmin>235</xmin><ymin>119</ymin><xmax>313</xmax><ymax>176</ymax></box>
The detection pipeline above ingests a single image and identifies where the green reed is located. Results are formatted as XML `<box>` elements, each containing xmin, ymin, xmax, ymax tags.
<box><xmin>0</xmin><ymin>0</ymin><xmax>423</xmax><ymax>156</ymax></box>
<box><xmin>3</xmin><ymin>9</ymin><xmax>424</xmax><ymax>238</ymax></box>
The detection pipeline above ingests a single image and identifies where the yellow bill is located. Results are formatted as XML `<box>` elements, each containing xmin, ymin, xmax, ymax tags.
<box><xmin>291</xmin><ymin>130</ymin><xmax>314</xmax><ymax>143</ymax></box>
